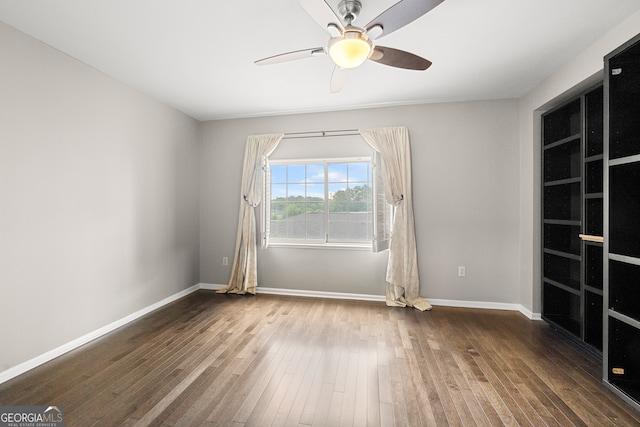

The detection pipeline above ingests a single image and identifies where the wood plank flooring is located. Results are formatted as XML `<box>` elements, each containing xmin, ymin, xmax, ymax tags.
<box><xmin>1</xmin><ymin>290</ymin><xmax>639</xmax><ymax>426</ymax></box>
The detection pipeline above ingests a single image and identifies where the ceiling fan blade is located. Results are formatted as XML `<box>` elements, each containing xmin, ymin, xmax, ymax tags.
<box><xmin>299</xmin><ymin>0</ymin><xmax>344</xmax><ymax>35</ymax></box>
<box><xmin>330</xmin><ymin>66</ymin><xmax>350</xmax><ymax>93</ymax></box>
<box><xmin>255</xmin><ymin>48</ymin><xmax>325</xmax><ymax>66</ymax></box>
<box><xmin>365</xmin><ymin>0</ymin><xmax>444</xmax><ymax>39</ymax></box>
<box><xmin>369</xmin><ymin>46</ymin><xmax>432</xmax><ymax>70</ymax></box>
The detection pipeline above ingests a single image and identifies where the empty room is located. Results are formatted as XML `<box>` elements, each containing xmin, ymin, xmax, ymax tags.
<box><xmin>2</xmin><ymin>0</ymin><xmax>640</xmax><ymax>425</ymax></box>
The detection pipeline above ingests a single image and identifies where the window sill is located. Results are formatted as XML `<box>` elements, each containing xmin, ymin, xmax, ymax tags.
<box><xmin>266</xmin><ymin>242</ymin><xmax>372</xmax><ymax>251</ymax></box>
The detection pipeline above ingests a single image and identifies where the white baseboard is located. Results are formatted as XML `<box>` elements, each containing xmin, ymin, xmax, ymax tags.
<box><xmin>259</xmin><ymin>286</ymin><xmax>386</xmax><ymax>302</ymax></box>
<box><xmin>200</xmin><ymin>283</ymin><xmax>541</xmax><ymax>319</ymax></box>
<box><xmin>0</xmin><ymin>284</ymin><xmax>200</xmax><ymax>385</ymax></box>
<box><xmin>428</xmin><ymin>298</ymin><xmax>542</xmax><ymax>320</ymax></box>
<box><xmin>519</xmin><ymin>306</ymin><xmax>543</xmax><ymax>321</ymax></box>
<box><xmin>200</xmin><ymin>283</ymin><xmax>385</xmax><ymax>302</ymax></box>
<box><xmin>0</xmin><ymin>282</ymin><xmax>541</xmax><ymax>385</ymax></box>
<box><xmin>198</xmin><ymin>283</ymin><xmax>227</xmax><ymax>291</ymax></box>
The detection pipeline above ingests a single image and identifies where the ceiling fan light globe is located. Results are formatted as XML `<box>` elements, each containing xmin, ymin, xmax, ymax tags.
<box><xmin>328</xmin><ymin>32</ymin><xmax>372</xmax><ymax>69</ymax></box>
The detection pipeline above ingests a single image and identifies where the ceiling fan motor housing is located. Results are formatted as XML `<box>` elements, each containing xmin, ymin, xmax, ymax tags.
<box><xmin>338</xmin><ymin>0</ymin><xmax>362</xmax><ymax>23</ymax></box>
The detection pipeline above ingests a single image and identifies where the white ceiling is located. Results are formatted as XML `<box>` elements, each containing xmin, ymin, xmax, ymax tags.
<box><xmin>1</xmin><ymin>0</ymin><xmax>639</xmax><ymax>121</ymax></box>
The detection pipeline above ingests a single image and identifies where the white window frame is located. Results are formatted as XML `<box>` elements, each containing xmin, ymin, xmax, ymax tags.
<box><xmin>372</xmin><ymin>150</ymin><xmax>392</xmax><ymax>252</ymax></box>
<box><xmin>263</xmin><ymin>154</ymin><xmax>392</xmax><ymax>251</ymax></box>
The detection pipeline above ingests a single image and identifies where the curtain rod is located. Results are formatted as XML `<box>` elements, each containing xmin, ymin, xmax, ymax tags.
<box><xmin>282</xmin><ymin>129</ymin><xmax>360</xmax><ymax>140</ymax></box>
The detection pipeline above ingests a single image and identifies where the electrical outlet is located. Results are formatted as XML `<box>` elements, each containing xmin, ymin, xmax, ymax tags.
<box><xmin>222</xmin><ymin>257</ymin><xmax>229</xmax><ymax>266</ymax></box>
<box><xmin>458</xmin><ymin>266</ymin><xmax>466</xmax><ymax>277</ymax></box>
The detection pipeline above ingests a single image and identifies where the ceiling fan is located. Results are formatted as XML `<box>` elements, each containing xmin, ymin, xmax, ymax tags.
<box><xmin>255</xmin><ymin>0</ymin><xmax>444</xmax><ymax>93</ymax></box>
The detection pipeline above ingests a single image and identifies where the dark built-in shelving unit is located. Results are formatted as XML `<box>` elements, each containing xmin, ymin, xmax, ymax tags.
<box><xmin>604</xmin><ymin>32</ymin><xmax>640</xmax><ymax>411</ymax></box>
<box><xmin>542</xmin><ymin>85</ymin><xmax>604</xmax><ymax>352</ymax></box>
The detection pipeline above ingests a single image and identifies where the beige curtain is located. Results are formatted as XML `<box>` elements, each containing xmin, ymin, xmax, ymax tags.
<box><xmin>219</xmin><ymin>133</ymin><xmax>283</xmax><ymax>295</ymax></box>
<box><xmin>360</xmin><ymin>127</ymin><xmax>431</xmax><ymax>311</ymax></box>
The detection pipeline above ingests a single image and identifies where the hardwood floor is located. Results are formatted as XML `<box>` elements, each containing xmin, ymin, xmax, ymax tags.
<box><xmin>1</xmin><ymin>290</ymin><xmax>639</xmax><ymax>426</ymax></box>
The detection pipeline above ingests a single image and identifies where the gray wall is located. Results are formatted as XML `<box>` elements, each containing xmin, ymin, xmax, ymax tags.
<box><xmin>0</xmin><ymin>22</ymin><xmax>200</xmax><ymax>371</ymax></box>
<box><xmin>200</xmin><ymin>100</ymin><xmax>521</xmax><ymax>302</ymax></box>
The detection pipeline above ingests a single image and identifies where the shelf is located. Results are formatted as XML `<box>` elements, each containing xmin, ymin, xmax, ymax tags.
<box><xmin>541</xmin><ymin>83</ymin><xmax>603</xmax><ymax>356</ymax></box>
<box><xmin>543</xmin><ymin>98</ymin><xmax>581</xmax><ymax>145</ymax></box>
<box><xmin>585</xmin><ymin>285</ymin><xmax>603</xmax><ymax>296</ymax></box>
<box><xmin>543</xmin><ymin>134</ymin><xmax>581</xmax><ymax>150</ymax></box>
<box><xmin>610</xmin><ymin>162</ymin><xmax>640</xmax><ymax>258</ymax></box>
<box><xmin>609</xmin><ymin>259</ymin><xmax>640</xmax><ymax>323</ymax></box>
<box><xmin>543</xmin><ymin>282</ymin><xmax>581</xmax><ymax>337</ymax></box>
<box><xmin>608</xmin><ymin>316</ymin><xmax>640</xmax><ymax>402</ymax></box>
<box><xmin>610</xmin><ymin>309</ymin><xmax>640</xmax><ymax>330</ymax></box>
<box><xmin>604</xmin><ymin>34</ymin><xmax>640</xmax><ymax>410</ymax></box>
<box><xmin>543</xmin><ymin>139</ymin><xmax>582</xmax><ymax>182</ymax></box>
<box><xmin>610</xmin><ymin>310</ymin><xmax>640</xmax><ymax>330</ymax></box>
<box><xmin>543</xmin><ymin>250</ymin><xmax>580</xmax><ymax>290</ymax></box>
<box><xmin>609</xmin><ymin>41</ymin><xmax>640</xmax><ymax>160</ymax></box>
<box><xmin>543</xmin><ymin>248</ymin><xmax>581</xmax><ymax>261</ymax></box>
<box><xmin>603</xmin><ymin>35</ymin><xmax>640</xmax><ymax>410</ymax></box>
<box><xmin>543</xmin><ymin>219</ymin><xmax>581</xmax><ymax>226</ymax></box>
<box><xmin>609</xmin><ymin>253</ymin><xmax>640</xmax><ymax>266</ymax></box>
<box><xmin>544</xmin><ymin>181</ymin><xmax>581</xmax><ymax>222</ymax></box>
<box><xmin>610</xmin><ymin>153</ymin><xmax>640</xmax><ymax>167</ymax></box>
<box><xmin>544</xmin><ymin>177</ymin><xmax>581</xmax><ymax>186</ymax></box>
<box><xmin>544</xmin><ymin>223</ymin><xmax>581</xmax><ymax>255</ymax></box>
<box><xmin>543</xmin><ymin>277</ymin><xmax>580</xmax><ymax>294</ymax></box>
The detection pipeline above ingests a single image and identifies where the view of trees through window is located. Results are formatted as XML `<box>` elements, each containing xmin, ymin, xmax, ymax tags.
<box><xmin>269</xmin><ymin>160</ymin><xmax>373</xmax><ymax>242</ymax></box>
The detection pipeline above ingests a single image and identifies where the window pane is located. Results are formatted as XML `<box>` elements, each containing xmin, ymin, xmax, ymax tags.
<box><xmin>350</xmin><ymin>201</ymin><xmax>369</xmax><ymax>213</ymax></box>
<box><xmin>306</xmin><ymin>183</ymin><xmax>324</xmax><ymax>201</ymax></box>
<box><xmin>286</xmin><ymin>202</ymin><xmax>305</xmax><ymax>220</ymax></box>
<box><xmin>270</xmin><ymin>165</ymin><xmax>287</xmax><ymax>183</ymax></box>
<box><xmin>348</xmin><ymin>162</ymin><xmax>370</xmax><ymax>182</ymax></box>
<box><xmin>328</xmin><ymin>183</ymin><xmax>346</xmax><ymax>197</ymax></box>
<box><xmin>348</xmin><ymin>218</ymin><xmax>371</xmax><ymax>240</ymax></box>
<box><xmin>268</xmin><ymin>158</ymin><xmax>376</xmax><ymax>246</ymax></box>
<box><xmin>288</xmin><ymin>165</ymin><xmax>305</xmax><ymax>183</ymax></box>
<box><xmin>348</xmin><ymin>184</ymin><xmax>371</xmax><ymax>205</ymax></box>
<box><xmin>271</xmin><ymin>199</ymin><xmax>287</xmax><ymax>220</ymax></box>
<box><xmin>329</xmin><ymin>183</ymin><xmax>349</xmax><ymax>214</ymax></box>
<box><xmin>329</xmin><ymin>221</ymin><xmax>348</xmax><ymax>240</ymax></box>
<box><xmin>306</xmin><ymin>201</ymin><xmax>324</xmax><ymax>215</ymax></box>
<box><xmin>306</xmin><ymin>163</ymin><xmax>324</xmax><ymax>183</ymax></box>
<box><xmin>271</xmin><ymin>183</ymin><xmax>287</xmax><ymax>199</ymax></box>
<box><xmin>288</xmin><ymin>183</ymin><xmax>305</xmax><ymax>199</ymax></box>
<box><xmin>306</xmin><ymin>222</ymin><xmax>324</xmax><ymax>239</ymax></box>
<box><xmin>288</xmin><ymin>221</ymin><xmax>306</xmax><ymax>239</ymax></box>
<box><xmin>271</xmin><ymin>220</ymin><xmax>287</xmax><ymax>238</ymax></box>
<box><xmin>328</xmin><ymin>200</ymin><xmax>348</xmax><ymax>213</ymax></box>
<box><xmin>329</xmin><ymin>212</ymin><xmax>372</xmax><ymax>241</ymax></box>
<box><xmin>328</xmin><ymin>211</ymin><xmax>350</xmax><ymax>221</ymax></box>
<box><xmin>328</xmin><ymin>163</ymin><xmax>348</xmax><ymax>182</ymax></box>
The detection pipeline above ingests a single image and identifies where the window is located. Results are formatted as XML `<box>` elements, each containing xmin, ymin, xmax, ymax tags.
<box><xmin>262</xmin><ymin>134</ymin><xmax>392</xmax><ymax>251</ymax></box>
<box><xmin>266</xmin><ymin>158</ymin><xmax>373</xmax><ymax>247</ymax></box>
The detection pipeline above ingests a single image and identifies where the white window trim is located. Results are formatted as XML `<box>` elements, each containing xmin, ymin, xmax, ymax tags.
<box><xmin>372</xmin><ymin>150</ymin><xmax>392</xmax><ymax>252</ymax></box>
<box><xmin>261</xmin><ymin>151</ymin><xmax>394</xmax><ymax>252</ymax></box>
